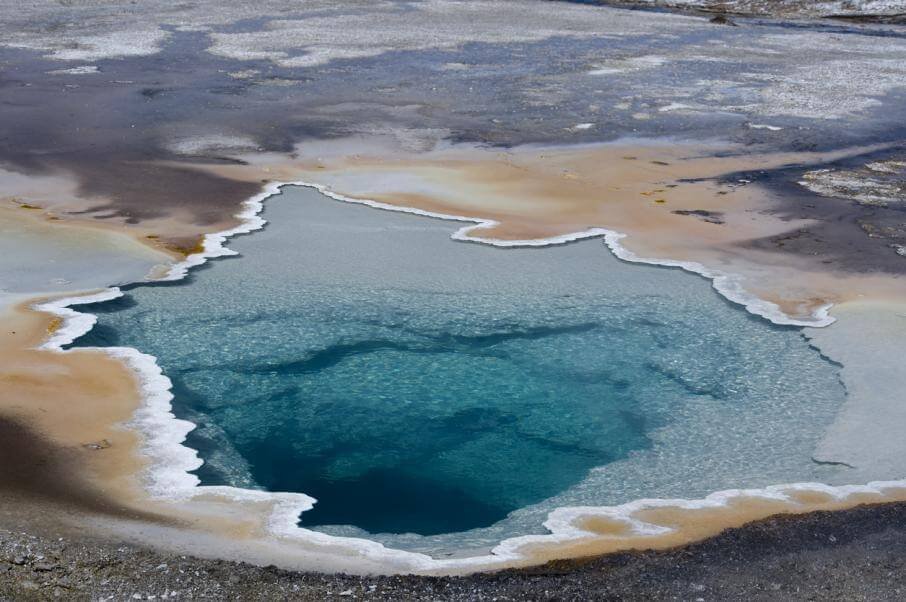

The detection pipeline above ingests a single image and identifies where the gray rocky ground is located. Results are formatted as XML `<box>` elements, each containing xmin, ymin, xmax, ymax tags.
<box><xmin>3</xmin><ymin>501</ymin><xmax>906</xmax><ymax>600</ymax></box>
<box><xmin>596</xmin><ymin>0</ymin><xmax>906</xmax><ymax>20</ymax></box>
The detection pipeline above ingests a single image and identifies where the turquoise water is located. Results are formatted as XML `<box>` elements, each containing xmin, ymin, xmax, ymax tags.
<box><xmin>75</xmin><ymin>186</ymin><xmax>847</xmax><ymax>556</ymax></box>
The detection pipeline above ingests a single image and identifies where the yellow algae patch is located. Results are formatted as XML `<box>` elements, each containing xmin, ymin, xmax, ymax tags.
<box><xmin>46</xmin><ymin>316</ymin><xmax>63</xmax><ymax>335</ymax></box>
<box><xmin>165</xmin><ymin>236</ymin><xmax>208</xmax><ymax>257</ymax></box>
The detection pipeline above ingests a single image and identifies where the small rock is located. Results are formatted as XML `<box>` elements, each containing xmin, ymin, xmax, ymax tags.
<box><xmin>83</xmin><ymin>439</ymin><xmax>112</xmax><ymax>450</ymax></box>
<box><xmin>710</xmin><ymin>14</ymin><xmax>738</xmax><ymax>26</ymax></box>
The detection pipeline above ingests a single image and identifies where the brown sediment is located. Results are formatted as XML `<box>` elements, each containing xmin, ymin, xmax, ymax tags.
<box><xmin>0</xmin><ymin>167</ymin><xmax>243</xmax><ymax>260</ymax></box>
<box><xmin>0</xmin><ymin>416</ymin><xmax>142</xmax><ymax>519</ymax></box>
<box><xmin>0</xmin><ymin>303</ymin><xmax>163</xmax><ymax>522</ymax></box>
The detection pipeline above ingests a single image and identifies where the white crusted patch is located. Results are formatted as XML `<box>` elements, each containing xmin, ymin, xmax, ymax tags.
<box><xmin>47</xmin><ymin>65</ymin><xmax>99</xmax><ymax>75</ymax></box>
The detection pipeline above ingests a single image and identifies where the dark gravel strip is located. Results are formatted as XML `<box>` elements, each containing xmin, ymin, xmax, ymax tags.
<box><xmin>3</xmin><ymin>501</ymin><xmax>906</xmax><ymax>600</ymax></box>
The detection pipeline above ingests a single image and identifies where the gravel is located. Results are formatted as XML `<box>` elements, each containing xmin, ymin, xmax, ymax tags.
<box><xmin>3</xmin><ymin>502</ymin><xmax>906</xmax><ymax>600</ymax></box>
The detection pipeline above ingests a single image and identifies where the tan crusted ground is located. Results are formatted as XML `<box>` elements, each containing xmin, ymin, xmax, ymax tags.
<box><xmin>0</xmin><ymin>167</ymin><xmax>233</xmax><ymax>260</ymax></box>
<box><xmin>0</xmin><ymin>303</ymin><xmax>149</xmax><ymax>505</ymax></box>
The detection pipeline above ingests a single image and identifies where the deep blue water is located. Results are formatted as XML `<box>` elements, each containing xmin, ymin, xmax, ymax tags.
<box><xmin>74</xmin><ymin>186</ymin><xmax>846</xmax><ymax>555</ymax></box>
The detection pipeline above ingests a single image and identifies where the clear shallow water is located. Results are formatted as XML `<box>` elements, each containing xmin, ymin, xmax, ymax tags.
<box><xmin>0</xmin><ymin>209</ymin><xmax>168</xmax><ymax>311</ymax></box>
<box><xmin>75</xmin><ymin>186</ymin><xmax>848</xmax><ymax>556</ymax></box>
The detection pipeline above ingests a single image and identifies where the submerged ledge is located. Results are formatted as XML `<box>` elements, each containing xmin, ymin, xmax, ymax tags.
<box><xmin>158</xmin><ymin>178</ymin><xmax>838</xmax><ymax>326</ymax></box>
<box><xmin>22</xmin><ymin>177</ymin><xmax>906</xmax><ymax>575</ymax></box>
